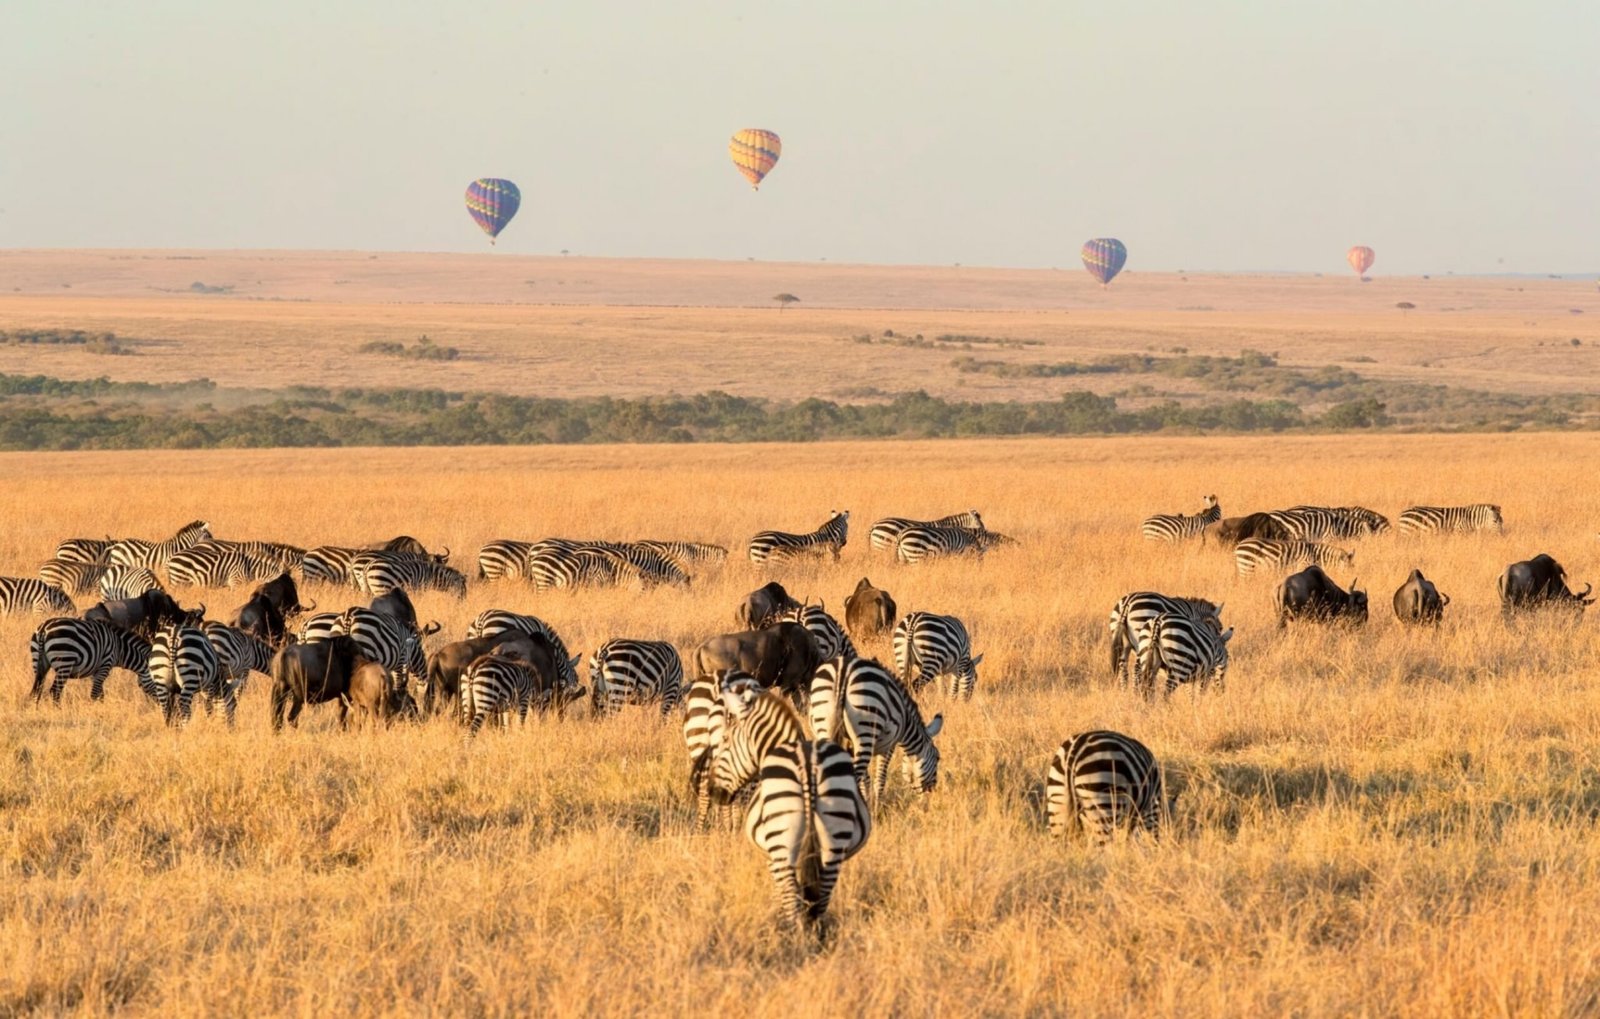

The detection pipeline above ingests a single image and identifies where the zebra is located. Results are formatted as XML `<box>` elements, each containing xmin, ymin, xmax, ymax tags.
<box><xmin>301</xmin><ymin>546</ymin><xmax>365</xmax><ymax>587</ymax></box>
<box><xmin>1107</xmin><ymin>592</ymin><xmax>1224</xmax><ymax>684</ymax></box>
<box><xmin>108</xmin><ymin>520</ymin><xmax>212</xmax><ymax>570</ymax></box>
<box><xmin>54</xmin><ymin>536</ymin><xmax>115</xmax><ymax>564</ymax></box>
<box><xmin>1397</xmin><ymin>504</ymin><xmax>1504</xmax><ymax>535</ymax></box>
<box><xmin>166</xmin><ymin>542</ymin><xmax>276</xmax><ymax>588</ymax></box>
<box><xmin>1047</xmin><ymin>730</ymin><xmax>1171</xmax><ymax>843</ymax></box>
<box><xmin>682</xmin><ymin>671</ymin><xmax>752</xmax><ymax>823</ymax></box>
<box><xmin>334</xmin><ymin>607</ymin><xmax>433</xmax><ymax>694</ymax></box>
<box><xmin>774</xmin><ymin>603</ymin><xmax>856</xmax><ymax>660</ymax></box>
<box><xmin>894</xmin><ymin>525</ymin><xmax>1011</xmax><ymax>564</ymax></box>
<box><xmin>228</xmin><ymin>541</ymin><xmax>306</xmax><ymax>573</ymax></box>
<box><xmin>30</xmin><ymin>617</ymin><xmax>159</xmax><ymax>704</ymax></box>
<box><xmin>1234</xmin><ymin>538</ymin><xmax>1354</xmax><ymax>577</ymax></box>
<box><xmin>1135</xmin><ymin>612</ymin><xmax>1232</xmax><ymax>698</ymax></box>
<box><xmin>588</xmin><ymin>639</ymin><xmax>684</xmax><ymax>717</ymax></box>
<box><xmin>151</xmin><ymin>622</ymin><xmax>229</xmax><ymax>726</ymax></box>
<box><xmin>1141</xmin><ymin>495</ymin><xmax>1221</xmax><ymax>543</ymax></box>
<box><xmin>1267</xmin><ymin>506</ymin><xmax>1389</xmax><ymax>541</ymax></box>
<box><xmin>201</xmin><ymin>621</ymin><xmax>276</xmax><ymax>697</ymax></box>
<box><xmin>351</xmin><ymin>552</ymin><xmax>468</xmax><ymax>598</ymax></box>
<box><xmin>527</xmin><ymin>544</ymin><xmax>682</xmax><ymax>591</ymax></box>
<box><xmin>809</xmin><ymin>655</ymin><xmax>943</xmax><ymax>800</ymax></box>
<box><xmin>98</xmin><ymin>565</ymin><xmax>165</xmax><ymax>600</ymax></box>
<box><xmin>743</xmin><ymin>738</ymin><xmax>872</xmax><ymax>935</ymax></box>
<box><xmin>747</xmin><ymin>511</ymin><xmax>849</xmax><ymax>565</ymax></box>
<box><xmin>634</xmin><ymin>540</ymin><xmax>729</xmax><ymax>572</ymax></box>
<box><xmin>459</xmin><ymin>654</ymin><xmax>544</xmax><ymax>738</ymax></box>
<box><xmin>476</xmin><ymin>539</ymin><xmax>536</xmax><ymax>581</ymax></box>
<box><xmin>868</xmin><ymin>511</ymin><xmax>985</xmax><ymax>553</ymax></box>
<box><xmin>0</xmin><ymin>577</ymin><xmax>76</xmax><ymax>615</ymax></box>
<box><xmin>463</xmin><ymin>610</ymin><xmax>582</xmax><ymax>692</ymax></box>
<box><xmin>685</xmin><ymin>673</ymin><xmax>808</xmax><ymax>829</ymax></box>
<box><xmin>891</xmin><ymin>611</ymin><xmax>983</xmax><ymax>698</ymax></box>
<box><xmin>38</xmin><ymin>559</ymin><xmax>109</xmax><ymax>596</ymax></box>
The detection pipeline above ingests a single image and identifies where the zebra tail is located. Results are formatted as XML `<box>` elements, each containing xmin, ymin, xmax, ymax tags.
<box><xmin>30</xmin><ymin>633</ymin><xmax>47</xmax><ymax>698</ymax></box>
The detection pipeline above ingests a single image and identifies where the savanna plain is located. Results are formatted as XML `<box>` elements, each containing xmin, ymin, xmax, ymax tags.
<box><xmin>5</xmin><ymin>435</ymin><xmax>1600</xmax><ymax>1017</ymax></box>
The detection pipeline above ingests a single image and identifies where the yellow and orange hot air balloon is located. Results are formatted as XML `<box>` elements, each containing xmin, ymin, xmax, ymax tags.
<box><xmin>1347</xmin><ymin>245</ymin><xmax>1375</xmax><ymax>277</ymax></box>
<box><xmin>730</xmin><ymin>129</ymin><xmax>781</xmax><ymax>190</ymax></box>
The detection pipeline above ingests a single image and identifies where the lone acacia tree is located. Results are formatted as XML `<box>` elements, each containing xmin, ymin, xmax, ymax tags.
<box><xmin>1396</xmin><ymin>301</ymin><xmax>1416</xmax><ymax>316</ymax></box>
<box><xmin>773</xmin><ymin>293</ymin><xmax>800</xmax><ymax>312</ymax></box>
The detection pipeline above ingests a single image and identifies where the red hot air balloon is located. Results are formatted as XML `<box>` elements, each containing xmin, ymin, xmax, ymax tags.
<box><xmin>1347</xmin><ymin>246</ymin><xmax>1375</xmax><ymax>277</ymax></box>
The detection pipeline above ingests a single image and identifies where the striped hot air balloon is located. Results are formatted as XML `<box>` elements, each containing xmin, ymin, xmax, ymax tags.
<box><xmin>1347</xmin><ymin>245</ymin><xmax>1375</xmax><ymax>277</ymax></box>
<box><xmin>465</xmin><ymin>178</ymin><xmax>521</xmax><ymax>244</ymax></box>
<box><xmin>1081</xmin><ymin>238</ymin><xmax>1128</xmax><ymax>286</ymax></box>
<box><xmin>729</xmin><ymin>129</ymin><xmax>781</xmax><ymax>190</ymax></box>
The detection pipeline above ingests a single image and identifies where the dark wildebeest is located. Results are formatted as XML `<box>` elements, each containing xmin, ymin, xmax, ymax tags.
<box><xmin>1393</xmin><ymin>569</ymin><xmax>1450</xmax><ymax>626</ymax></box>
<box><xmin>1498</xmin><ymin>554</ymin><xmax>1594</xmax><ymax>618</ymax></box>
<box><xmin>368</xmin><ymin>588</ymin><xmax>419</xmax><ymax>631</ymax></box>
<box><xmin>1274</xmin><ymin>565</ymin><xmax>1368</xmax><ymax>628</ymax></box>
<box><xmin>1204</xmin><ymin>512</ymin><xmax>1291</xmax><ymax>549</ymax></box>
<box><xmin>423</xmin><ymin>632</ymin><xmax>544</xmax><ymax>714</ymax></box>
<box><xmin>83</xmin><ymin>591</ymin><xmax>204</xmax><ymax>637</ymax></box>
<box><xmin>269</xmin><ymin>635</ymin><xmax>365</xmax><ymax>731</ymax></box>
<box><xmin>693</xmin><ymin>622</ymin><xmax>819</xmax><ymax>705</ymax></box>
<box><xmin>735</xmin><ymin>581</ymin><xmax>802</xmax><ymax>630</ymax></box>
<box><xmin>230</xmin><ymin>593</ymin><xmax>287</xmax><ymax>645</ymax></box>
<box><xmin>343</xmin><ymin>659</ymin><xmax>419</xmax><ymax>727</ymax></box>
<box><xmin>379</xmin><ymin>535</ymin><xmax>429</xmax><ymax>555</ymax></box>
<box><xmin>844</xmin><ymin>577</ymin><xmax>897</xmax><ymax>640</ymax></box>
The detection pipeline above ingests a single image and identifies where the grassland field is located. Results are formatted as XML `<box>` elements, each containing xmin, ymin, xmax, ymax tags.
<box><xmin>4</xmin><ymin>434</ymin><xmax>1600</xmax><ymax>1016</ymax></box>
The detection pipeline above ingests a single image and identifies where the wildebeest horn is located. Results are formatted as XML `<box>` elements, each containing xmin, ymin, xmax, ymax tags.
<box><xmin>1579</xmin><ymin>582</ymin><xmax>1593</xmax><ymax>599</ymax></box>
<box><xmin>440</xmin><ymin>546</ymin><xmax>451</xmax><ymax>559</ymax></box>
<box><xmin>422</xmin><ymin>621</ymin><xmax>442</xmax><ymax>636</ymax></box>
<box><xmin>303</xmin><ymin>598</ymin><xmax>317</xmax><ymax>612</ymax></box>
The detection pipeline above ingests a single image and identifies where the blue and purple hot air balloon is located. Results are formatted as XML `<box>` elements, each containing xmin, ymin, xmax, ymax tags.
<box><xmin>464</xmin><ymin>178</ymin><xmax>521</xmax><ymax>244</ymax></box>
<box><xmin>1081</xmin><ymin>238</ymin><xmax>1128</xmax><ymax>286</ymax></box>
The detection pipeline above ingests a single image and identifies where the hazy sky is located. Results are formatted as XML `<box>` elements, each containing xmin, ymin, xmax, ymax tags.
<box><xmin>2</xmin><ymin>1</ymin><xmax>1595</xmax><ymax>273</ymax></box>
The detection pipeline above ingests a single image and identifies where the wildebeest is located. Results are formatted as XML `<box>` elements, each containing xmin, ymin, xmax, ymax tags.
<box><xmin>1393</xmin><ymin>569</ymin><xmax>1450</xmax><ymax>625</ymax></box>
<box><xmin>1203</xmin><ymin>512</ymin><xmax>1291</xmax><ymax>548</ymax></box>
<box><xmin>1274</xmin><ymin>566</ymin><xmax>1368</xmax><ymax>628</ymax></box>
<box><xmin>692</xmin><ymin>622</ymin><xmax>820</xmax><ymax>705</ymax></box>
<box><xmin>253</xmin><ymin>572</ymin><xmax>308</xmax><ymax>617</ymax></box>
<box><xmin>368</xmin><ymin>588</ymin><xmax>419</xmax><ymax>630</ymax></box>
<box><xmin>378</xmin><ymin>535</ymin><xmax>433</xmax><ymax>556</ymax></box>
<box><xmin>1498</xmin><ymin>554</ymin><xmax>1594</xmax><ymax>618</ymax></box>
<box><xmin>269</xmin><ymin>635</ymin><xmax>365</xmax><ymax>731</ymax></box>
<box><xmin>843</xmin><ymin>577</ymin><xmax>897</xmax><ymax>640</ymax></box>
<box><xmin>84</xmin><ymin>590</ymin><xmax>204</xmax><ymax>637</ymax></box>
<box><xmin>229</xmin><ymin>593</ymin><xmax>287</xmax><ymax>645</ymax></box>
<box><xmin>422</xmin><ymin>632</ymin><xmax>545</xmax><ymax>714</ymax></box>
<box><xmin>735</xmin><ymin>581</ymin><xmax>802</xmax><ymax>630</ymax></box>
<box><xmin>343</xmin><ymin>659</ymin><xmax>419</xmax><ymax>727</ymax></box>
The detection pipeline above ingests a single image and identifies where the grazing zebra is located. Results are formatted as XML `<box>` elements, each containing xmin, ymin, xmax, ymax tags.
<box><xmin>634</xmin><ymin>540</ymin><xmax>729</xmax><ymax>572</ymax></box>
<box><xmin>809</xmin><ymin>655</ymin><xmax>943</xmax><ymax>799</ymax></box>
<box><xmin>1267</xmin><ymin>506</ymin><xmax>1389</xmax><ymax>541</ymax></box>
<box><xmin>351</xmin><ymin>553</ymin><xmax>468</xmax><ymax>598</ymax></box>
<box><xmin>868</xmin><ymin>511</ymin><xmax>985</xmax><ymax>553</ymax></box>
<box><xmin>459</xmin><ymin>655</ymin><xmax>543</xmax><ymax>738</ymax></box>
<box><xmin>476</xmin><ymin>539</ymin><xmax>535</xmax><ymax>581</ymax></box>
<box><xmin>747</xmin><ymin>511</ymin><xmax>850</xmax><ymax>565</ymax></box>
<box><xmin>1141</xmin><ymin>495</ymin><xmax>1221</xmax><ymax>543</ymax></box>
<box><xmin>166</xmin><ymin>542</ymin><xmax>276</xmax><ymax>588</ymax></box>
<box><xmin>108</xmin><ymin>520</ymin><xmax>212</xmax><ymax>570</ymax></box>
<box><xmin>1233</xmin><ymin>538</ymin><xmax>1354</xmax><ymax>577</ymax></box>
<box><xmin>334</xmin><ymin>607</ymin><xmax>432</xmax><ymax>693</ymax></box>
<box><xmin>526</xmin><ymin>542</ymin><xmax>686</xmax><ymax>591</ymax></box>
<box><xmin>38</xmin><ymin>559</ymin><xmax>109</xmax><ymax>596</ymax></box>
<box><xmin>201</xmin><ymin>621</ymin><xmax>276</xmax><ymax>696</ymax></box>
<box><xmin>301</xmin><ymin>546</ymin><xmax>364</xmax><ymax>587</ymax></box>
<box><xmin>0</xmin><ymin>577</ymin><xmax>76</xmax><ymax>615</ymax></box>
<box><xmin>682</xmin><ymin>671</ymin><xmax>757</xmax><ymax>822</ymax></box>
<box><xmin>54</xmin><ymin>536</ymin><xmax>114</xmax><ymax>564</ymax></box>
<box><xmin>744</xmin><ymin>739</ymin><xmax>872</xmax><ymax>934</ymax></box>
<box><xmin>894</xmin><ymin>525</ymin><xmax>1011</xmax><ymax>564</ymax></box>
<box><xmin>1397</xmin><ymin>504</ymin><xmax>1504</xmax><ymax>535</ymax></box>
<box><xmin>687</xmin><ymin>675</ymin><xmax>809</xmax><ymax>828</ymax></box>
<box><xmin>98</xmin><ymin>565</ymin><xmax>165</xmax><ymax>600</ymax></box>
<box><xmin>151</xmin><ymin>622</ymin><xmax>229</xmax><ymax>726</ymax></box>
<box><xmin>1046</xmin><ymin>730</ymin><xmax>1170</xmax><ymax>843</ymax></box>
<box><xmin>891</xmin><ymin>611</ymin><xmax>983</xmax><ymax>698</ymax></box>
<box><xmin>1135</xmin><ymin>612</ymin><xmax>1232</xmax><ymax>698</ymax></box>
<box><xmin>228</xmin><ymin>541</ymin><xmax>306</xmax><ymax>572</ymax></box>
<box><xmin>774</xmin><ymin>603</ymin><xmax>856</xmax><ymax>660</ymax></box>
<box><xmin>1107</xmin><ymin>592</ymin><xmax>1224</xmax><ymax>684</ymax></box>
<box><xmin>463</xmin><ymin>610</ymin><xmax>582</xmax><ymax>692</ymax></box>
<box><xmin>30</xmin><ymin>617</ymin><xmax>158</xmax><ymax>704</ymax></box>
<box><xmin>588</xmin><ymin>639</ymin><xmax>684</xmax><ymax>717</ymax></box>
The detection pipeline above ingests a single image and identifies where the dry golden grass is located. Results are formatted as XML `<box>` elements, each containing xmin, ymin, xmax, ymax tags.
<box><xmin>4</xmin><ymin>434</ymin><xmax>1600</xmax><ymax>1015</ymax></box>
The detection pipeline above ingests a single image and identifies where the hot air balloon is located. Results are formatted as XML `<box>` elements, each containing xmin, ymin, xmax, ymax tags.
<box><xmin>1081</xmin><ymin>238</ymin><xmax>1127</xmax><ymax>286</ymax></box>
<box><xmin>729</xmin><ymin>129</ymin><xmax>781</xmax><ymax>189</ymax></box>
<box><xmin>465</xmin><ymin>178</ymin><xmax>521</xmax><ymax>244</ymax></box>
<box><xmin>1347</xmin><ymin>245</ymin><xmax>1375</xmax><ymax>277</ymax></box>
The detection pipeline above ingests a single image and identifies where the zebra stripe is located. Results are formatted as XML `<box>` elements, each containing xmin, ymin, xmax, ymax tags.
<box><xmin>868</xmin><ymin>511</ymin><xmax>984</xmax><ymax>552</ymax></box>
<box><xmin>38</xmin><ymin>559</ymin><xmax>109</xmax><ymax>595</ymax></box>
<box><xmin>151</xmin><ymin>623</ymin><xmax>228</xmax><ymax>727</ymax></box>
<box><xmin>351</xmin><ymin>553</ymin><xmax>467</xmax><ymax>598</ymax></box>
<box><xmin>809</xmin><ymin>655</ymin><xmax>942</xmax><ymax>798</ymax></box>
<box><xmin>774</xmin><ymin>603</ymin><xmax>856</xmax><ymax>660</ymax></box>
<box><xmin>462</xmin><ymin>610</ymin><xmax>581</xmax><ymax>692</ymax></box>
<box><xmin>1135</xmin><ymin>613</ymin><xmax>1232</xmax><ymax>698</ymax></box>
<box><xmin>588</xmin><ymin>639</ymin><xmax>684</xmax><ymax>717</ymax></box>
<box><xmin>1397</xmin><ymin>504</ymin><xmax>1504</xmax><ymax>535</ymax></box>
<box><xmin>476</xmin><ymin>540</ymin><xmax>535</xmax><ymax>581</ymax></box>
<box><xmin>98</xmin><ymin>565</ymin><xmax>165</xmax><ymax>600</ymax></box>
<box><xmin>459</xmin><ymin>655</ymin><xmax>542</xmax><ymax>738</ymax></box>
<box><xmin>201</xmin><ymin>621</ymin><xmax>275</xmax><ymax>697</ymax></box>
<box><xmin>1141</xmin><ymin>495</ymin><xmax>1221</xmax><ymax>543</ymax></box>
<box><xmin>54</xmin><ymin>537</ymin><xmax>114</xmax><ymax>564</ymax></box>
<box><xmin>634</xmin><ymin>540</ymin><xmax>729</xmax><ymax>572</ymax></box>
<box><xmin>891</xmin><ymin>611</ymin><xmax>983</xmax><ymax>698</ymax></box>
<box><xmin>1234</xmin><ymin>538</ymin><xmax>1354</xmax><ymax>577</ymax></box>
<box><xmin>1107</xmin><ymin>592</ymin><xmax>1224</xmax><ymax>682</ymax></box>
<box><xmin>747</xmin><ymin>511</ymin><xmax>849</xmax><ymax>565</ymax></box>
<box><xmin>682</xmin><ymin>672</ymin><xmax>745</xmax><ymax>823</ymax></box>
<box><xmin>706</xmin><ymin>683</ymin><xmax>810</xmax><ymax>811</ymax></box>
<box><xmin>108</xmin><ymin>520</ymin><xmax>212</xmax><ymax>570</ymax></box>
<box><xmin>743</xmin><ymin>739</ymin><xmax>872</xmax><ymax>933</ymax></box>
<box><xmin>0</xmin><ymin>577</ymin><xmax>76</xmax><ymax>615</ymax></box>
<box><xmin>893</xmin><ymin>525</ymin><xmax>1009</xmax><ymax>564</ymax></box>
<box><xmin>1047</xmin><ymin>730</ymin><xmax>1169</xmax><ymax>842</ymax></box>
<box><xmin>30</xmin><ymin>617</ymin><xmax>157</xmax><ymax>704</ymax></box>
<box><xmin>528</xmin><ymin>543</ymin><xmax>687</xmax><ymax>591</ymax></box>
<box><xmin>166</xmin><ymin>542</ymin><xmax>276</xmax><ymax>588</ymax></box>
<box><xmin>1267</xmin><ymin>506</ymin><xmax>1389</xmax><ymax>541</ymax></box>
<box><xmin>301</xmin><ymin>546</ymin><xmax>362</xmax><ymax>587</ymax></box>
<box><xmin>336</xmin><ymin>608</ymin><xmax>429</xmax><ymax>692</ymax></box>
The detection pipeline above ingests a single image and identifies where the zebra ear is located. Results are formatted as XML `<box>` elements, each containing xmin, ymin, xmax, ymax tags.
<box><xmin>926</xmin><ymin>713</ymin><xmax>944</xmax><ymax>738</ymax></box>
<box><xmin>568</xmin><ymin>654</ymin><xmax>581</xmax><ymax>670</ymax></box>
<box><xmin>1220</xmin><ymin>628</ymin><xmax>1235</xmax><ymax>642</ymax></box>
<box><xmin>1214</xmin><ymin>602</ymin><xmax>1225</xmax><ymax>616</ymax></box>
